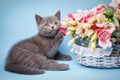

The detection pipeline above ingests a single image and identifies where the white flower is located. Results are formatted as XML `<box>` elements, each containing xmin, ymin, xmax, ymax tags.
<box><xmin>88</xmin><ymin>16</ymin><xmax>96</xmax><ymax>23</ymax></box>
<box><xmin>85</xmin><ymin>29</ymin><xmax>94</xmax><ymax>37</ymax></box>
<box><xmin>90</xmin><ymin>7</ymin><xmax>97</xmax><ymax>15</ymax></box>
<box><xmin>109</xmin><ymin>0</ymin><xmax>120</xmax><ymax>7</ymax></box>
<box><xmin>73</xmin><ymin>9</ymin><xmax>84</xmax><ymax>21</ymax></box>
<box><xmin>103</xmin><ymin>22</ymin><xmax>116</xmax><ymax>33</ymax></box>
<box><xmin>96</xmin><ymin>13</ymin><xmax>106</xmax><ymax>28</ymax></box>
<box><xmin>82</xmin><ymin>23</ymin><xmax>92</xmax><ymax>29</ymax></box>
<box><xmin>75</xmin><ymin>28</ymin><xmax>84</xmax><ymax>37</ymax></box>
<box><xmin>76</xmin><ymin>9</ymin><xmax>83</xmax><ymax>13</ymax></box>
<box><xmin>83</xmin><ymin>10</ymin><xmax>89</xmax><ymax>16</ymax></box>
<box><xmin>61</xmin><ymin>21</ymin><xmax>67</xmax><ymax>26</ymax></box>
<box><xmin>98</xmin><ymin>39</ymin><xmax>112</xmax><ymax>49</ymax></box>
<box><xmin>63</xmin><ymin>16</ymin><xmax>74</xmax><ymax>22</ymax></box>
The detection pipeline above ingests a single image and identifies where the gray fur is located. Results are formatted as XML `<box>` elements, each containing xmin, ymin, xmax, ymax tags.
<box><xmin>5</xmin><ymin>11</ymin><xmax>71</xmax><ymax>74</ymax></box>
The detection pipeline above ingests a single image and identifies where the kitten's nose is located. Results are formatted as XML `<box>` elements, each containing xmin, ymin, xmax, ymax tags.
<box><xmin>51</xmin><ymin>26</ymin><xmax>54</xmax><ymax>29</ymax></box>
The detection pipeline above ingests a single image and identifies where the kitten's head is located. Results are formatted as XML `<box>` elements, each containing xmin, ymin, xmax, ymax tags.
<box><xmin>35</xmin><ymin>11</ymin><xmax>61</xmax><ymax>37</ymax></box>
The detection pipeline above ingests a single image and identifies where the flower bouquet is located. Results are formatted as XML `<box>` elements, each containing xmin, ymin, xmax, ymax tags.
<box><xmin>61</xmin><ymin>2</ymin><xmax>120</xmax><ymax>68</ymax></box>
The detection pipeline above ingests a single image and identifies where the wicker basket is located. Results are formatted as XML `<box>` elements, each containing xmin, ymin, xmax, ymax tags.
<box><xmin>71</xmin><ymin>38</ymin><xmax>120</xmax><ymax>68</ymax></box>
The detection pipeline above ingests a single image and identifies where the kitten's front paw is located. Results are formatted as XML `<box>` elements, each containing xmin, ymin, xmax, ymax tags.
<box><xmin>58</xmin><ymin>64</ymin><xmax>69</xmax><ymax>70</ymax></box>
<box><xmin>44</xmin><ymin>61</ymin><xmax>69</xmax><ymax>70</ymax></box>
<box><xmin>48</xmin><ymin>60</ymin><xmax>58</xmax><ymax>64</ymax></box>
<box><xmin>56</xmin><ymin>31</ymin><xmax>63</xmax><ymax>39</ymax></box>
<box><xmin>54</xmin><ymin>31</ymin><xmax>63</xmax><ymax>43</ymax></box>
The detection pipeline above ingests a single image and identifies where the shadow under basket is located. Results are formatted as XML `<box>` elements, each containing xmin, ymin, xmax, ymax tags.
<box><xmin>71</xmin><ymin>39</ymin><xmax>120</xmax><ymax>68</ymax></box>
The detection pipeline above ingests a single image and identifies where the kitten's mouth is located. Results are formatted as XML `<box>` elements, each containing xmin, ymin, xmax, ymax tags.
<box><xmin>47</xmin><ymin>29</ymin><xmax>59</xmax><ymax>36</ymax></box>
<box><xmin>50</xmin><ymin>30</ymin><xmax>56</xmax><ymax>34</ymax></box>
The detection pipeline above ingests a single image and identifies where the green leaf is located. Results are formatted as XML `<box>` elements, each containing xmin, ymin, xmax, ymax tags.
<box><xmin>103</xmin><ymin>7</ymin><xmax>113</xmax><ymax>18</ymax></box>
<box><xmin>113</xmin><ymin>13</ymin><xmax>120</xmax><ymax>27</ymax></box>
<box><xmin>111</xmin><ymin>37</ymin><xmax>116</xmax><ymax>42</ymax></box>
<box><xmin>112</xmin><ymin>31</ymin><xmax>120</xmax><ymax>37</ymax></box>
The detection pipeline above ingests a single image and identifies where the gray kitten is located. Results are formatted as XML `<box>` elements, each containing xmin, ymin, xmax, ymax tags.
<box><xmin>5</xmin><ymin>11</ymin><xmax>71</xmax><ymax>74</ymax></box>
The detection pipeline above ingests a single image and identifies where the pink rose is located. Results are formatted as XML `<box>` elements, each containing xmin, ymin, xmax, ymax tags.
<box><xmin>96</xmin><ymin>5</ymin><xmax>105</xmax><ymax>14</ymax></box>
<box><xmin>99</xmin><ymin>31</ymin><xmax>112</xmax><ymax>42</ymax></box>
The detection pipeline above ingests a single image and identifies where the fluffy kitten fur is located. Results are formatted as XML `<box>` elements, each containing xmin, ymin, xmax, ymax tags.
<box><xmin>5</xmin><ymin>11</ymin><xmax>71</xmax><ymax>74</ymax></box>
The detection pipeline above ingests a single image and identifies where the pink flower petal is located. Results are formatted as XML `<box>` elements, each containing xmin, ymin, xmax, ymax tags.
<box><xmin>68</xmin><ymin>13</ymin><xmax>75</xmax><ymax>21</ymax></box>
<box><xmin>99</xmin><ymin>31</ymin><xmax>112</xmax><ymax>42</ymax></box>
<box><xmin>96</xmin><ymin>6</ymin><xmax>105</xmax><ymax>14</ymax></box>
<box><xmin>98</xmin><ymin>39</ymin><xmax>112</xmax><ymax>49</ymax></box>
<box><xmin>60</xmin><ymin>26</ymin><xmax>66</xmax><ymax>36</ymax></box>
<box><xmin>118</xmin><ymin>6</ymin><xmax>120</xmax><ymax>10</ymax></box>
<box><xmin>95</xmin><ymin>28</ymin><xmax>103</xmax><ymax>36</ymax></box>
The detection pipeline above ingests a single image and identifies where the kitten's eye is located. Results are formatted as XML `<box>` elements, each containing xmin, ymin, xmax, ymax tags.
<box><xmin>44</xmin><ymin>23</ymin><xmax>50</xmax><ymax>26</ymax></box>
<box><xmin>54</xmin><ymin>21</ymin><xmax>59</xmax><ymax>25</ymax></box>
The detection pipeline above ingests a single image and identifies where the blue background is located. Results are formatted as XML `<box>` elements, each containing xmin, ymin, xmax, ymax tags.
<box><xmin>0</xmin><ymin>0</ymin><xmax>120</xmax><ymax>80</ymax></box>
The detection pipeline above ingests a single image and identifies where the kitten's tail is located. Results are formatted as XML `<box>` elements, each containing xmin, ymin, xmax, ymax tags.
<box><xmin>5</xmin><ymin>64</ymin><xmax>44</xmax><ymax>75</ymax></box>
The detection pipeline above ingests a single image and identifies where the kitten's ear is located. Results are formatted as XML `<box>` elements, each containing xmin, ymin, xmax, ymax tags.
<box><xmin>35</xmin><ymin>14</ymin><xmax>42</xmax><ymax>25</ymax></box>
<box><xmin>55</xmin><ymin>11</ymin><xmax>60</xmax><ymax>20</ymax></box>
